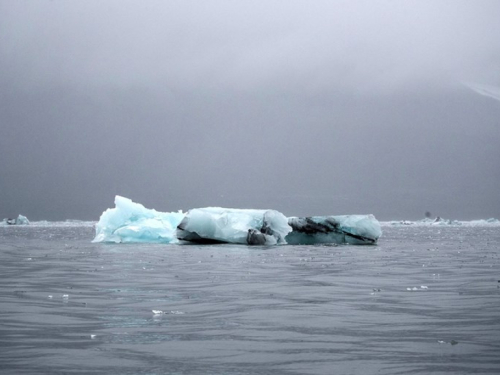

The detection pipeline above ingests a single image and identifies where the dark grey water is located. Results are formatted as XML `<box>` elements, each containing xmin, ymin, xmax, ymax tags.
<box><xmin>1</xmin><ymin>224</ymin><xmax>499</xmax><ymax>374</ymax></box>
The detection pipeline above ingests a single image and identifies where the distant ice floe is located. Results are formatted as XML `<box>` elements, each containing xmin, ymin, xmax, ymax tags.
<box><xmin>92</xmin><ymin>195</ymin><xmax>382</xmax><ymax>246</ymax></box>
<box><xmin>382</xmin><ymin>217</ymin><xmax>499</xmax><ymax>227</ymax></box>
<box><xmin>26</xmin><ymin>220</ymin><xmax>95</xmax><ymax>228</ymax></box>
<box><xmin>1</xmin><ymin>215</ymin><xmax>97</xmax><ymax>227</ymax></box>
<box><xmin>152</xmin><ymin>310</ymin><xmax>185</xmax><ymax>315</ymax></box>
<box><xmin>0</xmin><ymin>214</ymin><xmax>30</xmax><ymax>225</ymax></box>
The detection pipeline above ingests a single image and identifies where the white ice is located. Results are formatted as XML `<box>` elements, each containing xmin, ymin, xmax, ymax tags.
<box><xmin>92</xmin><ymin>196</ymin><xmax>185</xmax><ymax>243</ymax></box>
<box><xmin>177</xmin><ymin>207</ymin><xmax>292</xmax><ymax>245</ymax></box>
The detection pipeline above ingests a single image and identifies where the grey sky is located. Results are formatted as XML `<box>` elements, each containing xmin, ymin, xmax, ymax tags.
<box><xmin>1</xmin><ymin>0</ymin><xmax>499</xmax><ymax>221</ymax></box>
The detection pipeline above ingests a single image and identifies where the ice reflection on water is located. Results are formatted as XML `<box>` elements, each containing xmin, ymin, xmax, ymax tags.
<box><xmin>1</xmin><ymin>225</ymin><xmax>499</xmax><ymax>374</ymax></box>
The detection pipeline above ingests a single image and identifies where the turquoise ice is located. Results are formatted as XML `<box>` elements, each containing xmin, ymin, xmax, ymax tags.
<box><xmin>92</xmin><ymin>196</ymin><xmax>185</xmax><ymax>243</ymax></box>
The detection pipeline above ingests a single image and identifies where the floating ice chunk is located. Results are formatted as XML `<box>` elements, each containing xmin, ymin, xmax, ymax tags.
<box><xmin>16</xmin><ymin>215</ymin><xmax>30</xmax><ymax>225</ymax></box>
<box><xmin>437</xmin><ymin>340</ymin><xmax>458</xmax><ymax>346</ymax></box>
<box><xmin>92</xmin><ymin>196</ymin><xmax>185</xmax><ymax>243</ymax></box>
<box><xmin>406</xmin><ymin>287</ymin><xmax>421</xmax><ymax>291</ymax></box>
<box><xmin>177</xmin><ymin>207</ymin><xmax>291</xmax><ymax>245</ymax></box>
<box><xmin>1</xmin><ymin>214</ymin><xmax>30</xmax><ymax>225</ymax></box>
<box><xmin>420</xmin><ymin>286</ymin><xmax>428</xmax><ymax>289</ymax></box>
<box><xmin>152</xmin><ymin>309</ymin><xmax>184</xmax><ymax>315</ymax></box>
<box><xmin>285</xmin><ymin>215</ymin><xmax>382</xmax><ymax>245</ymax></box>
<box><xmin>90</xmin><ymin>334</ymin><xmax>96</xmax><ymax>339</ymax></box>
<box><xmin>92</xmin><ymin>196</ymin><xmax>382</xmax><ymax>245</ymax></box>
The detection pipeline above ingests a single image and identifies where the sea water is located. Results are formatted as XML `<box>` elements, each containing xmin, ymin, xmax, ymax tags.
<box><xmin>1</xmin><ymin>223</ymin><xmax>499</xmax><ymax>374</ymax></box>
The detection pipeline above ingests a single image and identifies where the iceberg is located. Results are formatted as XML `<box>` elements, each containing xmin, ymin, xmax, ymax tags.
<box><xmin>177</xmin><ymin>207</ymin><xmax>292</xmax><ymax>245</ymax></box>
<box><xmin>92</xmin><ymin>196</ymin><xmax>185</xmax><ymax>243</ymax></box>
<box><xmin>92</xmin><ymin>196</ymin><xmax>382</xmax><ymax>245</ymax></box>
<box><xmin>285</xmin><ymin>215</ymin><xmax>381</xmax><ymax>245</ymax></box>
<box><xmin>1</xmin><ymin>214</ymin><xmax>30</xmax><ymax>225</ymax></box>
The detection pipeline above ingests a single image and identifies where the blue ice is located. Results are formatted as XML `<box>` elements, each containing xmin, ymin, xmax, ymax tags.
<box><xmin>92</xmin><ymin>196</ymin><xmax>185</xmax><ymax>243</ymax></box>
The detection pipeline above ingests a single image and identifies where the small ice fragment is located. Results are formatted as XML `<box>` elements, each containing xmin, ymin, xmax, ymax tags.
<box><xmin>170</xmin><ymin>311</ymin><xmax>185</xmax><ymax>315</ymax></box>
<box><xmin>152</xmin><ymin>310</ymin><xmax>163</xmax><ymax>315</ymax></box>
<box><xmin>48</xmin><ymin>295</ymin><xmax>53</xmax><ymax>299</ymax></box>
<box><xmin>407</xmin><ymin>288</ymin><xmax>412</xmax><ymax>291</ymax></box>
<box><xmin>420</xmin><ymin>286</ymin><xmax>428</xmax><ymax>289</ymax></box>
<box><xmin>62</xmin><ymin>294</ymin><xmax>69</xmax><ymax>298</ymax></box>
<box><xmin>412</xmin><ymin>287</ymin><xmax>418</xmax><ymax>291</ymax></box>
<box><xmin>90</xmin><ymin>334</ymin><xmax>96</xmax><ymax>339</ymax></box>
<box><xmin>438</xmin><ymin>340</ymin><xmax>446</xmax><ymax>344</ymax></box>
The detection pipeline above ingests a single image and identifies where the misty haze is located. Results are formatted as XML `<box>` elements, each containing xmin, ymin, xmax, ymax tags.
<box><xmin>1</xmin><ymin>0</ymin><xmax>499</xmax><ymax>222</ymax></box>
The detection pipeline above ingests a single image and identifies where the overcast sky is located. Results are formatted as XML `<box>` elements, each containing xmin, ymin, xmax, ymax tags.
<box><xmin>1</xmin><ymin>0</ymin><xmax>499</xmax><ymax>221</ymax></box>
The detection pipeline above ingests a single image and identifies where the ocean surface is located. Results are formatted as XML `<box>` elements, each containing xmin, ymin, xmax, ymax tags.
<box><xmin>1</xmin><ymin>222</ymin><xmax>499</xmax><ymax>375</ymax></box>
